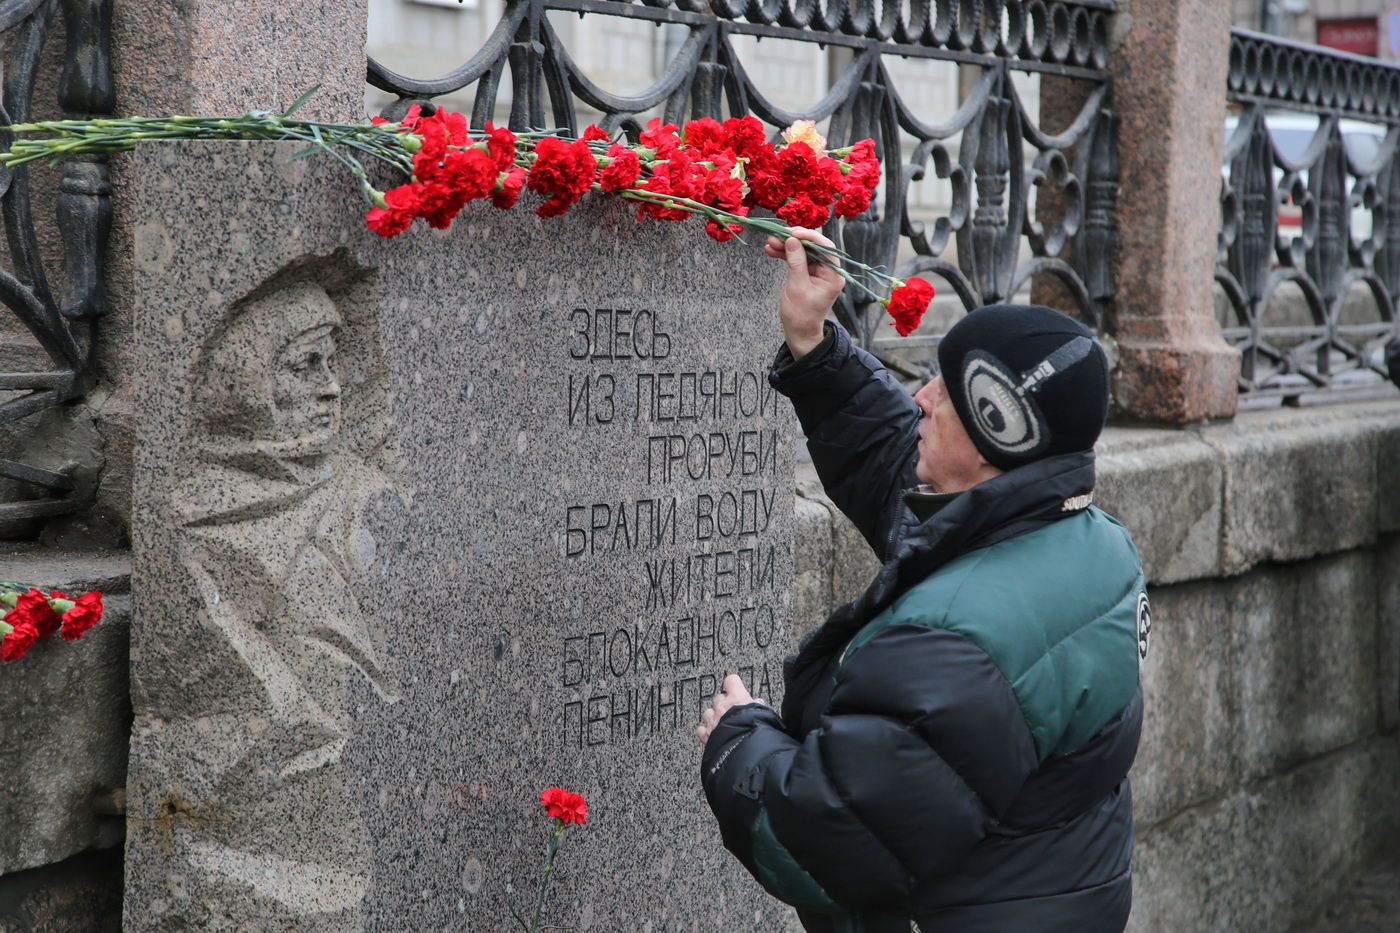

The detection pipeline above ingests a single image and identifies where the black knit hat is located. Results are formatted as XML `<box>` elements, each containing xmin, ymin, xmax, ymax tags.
<box><xmin>936</xmin><ymin>304</ymin><xmax>1109</xmax><ymax>471</ymax></box>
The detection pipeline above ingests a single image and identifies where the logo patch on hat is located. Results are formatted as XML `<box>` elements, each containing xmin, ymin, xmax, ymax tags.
<box><xmin>962</xmin><ymin>353</ymin><xmax>1045</xmax><ymax>457</ymax></box>
<box><xmin>958</xmin><ymin>336</ymin><xmax>1098</xmax><ymax>462</ymax></box>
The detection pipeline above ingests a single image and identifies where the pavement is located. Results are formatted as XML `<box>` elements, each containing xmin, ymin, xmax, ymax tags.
<box><xmin>1306</xmin><ymin>849</ymin><xmax>1400</xmax><ymax>933</ymax></box>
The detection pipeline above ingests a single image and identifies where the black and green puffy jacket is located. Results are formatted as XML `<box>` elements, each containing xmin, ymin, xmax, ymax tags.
<box><xmin>701</xmin><ymin>324</ymin><xmax>1147</xmax><ymax>933</ymax></box>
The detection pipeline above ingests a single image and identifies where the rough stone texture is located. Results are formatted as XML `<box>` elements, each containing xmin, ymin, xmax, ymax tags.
<box><xmin>1201</xmin><ymin>407</ymin><xmax>1391</xmax><ymax>574</ymax></box>
<box><xmin>1377</xmin><ymin>535</ymin><xmax>1400</xmax><ymax>734</ymax></box>
<box><xmin>123</xmin><ymin>140</ymin><xmax>797</xmax><ymax>933</ymax></box>
<box><xmin>1095</xmin><ymin>427</ymin><xmax>1223</xmax><ymax>584</ymax></box>
<box><xmin>795</xmin><ymin>464</ymin><xmax>881</xmax><ymax>613</ymax></box>
<box><xmin>791</xmin><ymin>493</ymin><xmax>832</xmax><ymax>635</ymax></box>
<box><xmin>1128</xmin><ymin>738</ymin><xmax>1400</xmax><ymax>933</ymax></box>
<box><xmin>1132</xmin><ymin>552</ymin><xmax>1386</xmax><ymax>828</ymax></box>
<box><xmin>1105</xmin><ymin>0</ymin><xmax>1241</xmax><ymax>422</ymax></box>
<box><xmin>1234</xmin><ymin>555</ymin><xmax>1378</xmax><ymax>782</ymax></box>
<box><xmin>1130</xmin><ymin>579</ymin><xmax>1238</xmax><ymax>828</ymax></box>
<box><xmin>1305</xmin><ymin>846</ymin><xmax>1400</xmax><ymax>933</ymax></box>
<box><xmin>0</xmin><ymin>547</ymin><xmax>130</xmax><ymax>875</ymax></box>
<box><xmin>111</xmin><ymin>1</ymin><xmax>366</xmax><ymax>122</ymax></box>
<box><xmin>0</xmin><ymin>848</ymin><xmax>123</xmax><ymax>933</ymax></box>
<box><xmin>1376</xmin><ymin>420</ymin><xmax>1400</xmax><ymax>535</ymax></box>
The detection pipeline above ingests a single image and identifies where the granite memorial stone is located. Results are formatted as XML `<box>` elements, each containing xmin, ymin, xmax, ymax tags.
<box><xmin>124</xmin><ymin>140</ymin><xmax>798</xmax><ymax>932</ymax></box>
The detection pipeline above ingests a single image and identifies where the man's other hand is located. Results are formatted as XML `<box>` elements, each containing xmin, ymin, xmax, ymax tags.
<box><xmin>696</xmin><ymin>673</ymin><xmax>766</xmax><ymax>746</ymax></box>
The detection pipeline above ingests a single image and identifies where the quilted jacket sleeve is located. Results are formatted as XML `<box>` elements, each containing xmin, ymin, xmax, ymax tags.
<box><xmin>770</xmin><ymin>323</ymin><xmax>921</xmax><ymax>562</ymax></box>
<box><xmin>700</xmin><ymin>624</ymin><xmax>1041</xmax><ymax>914</ymax></box>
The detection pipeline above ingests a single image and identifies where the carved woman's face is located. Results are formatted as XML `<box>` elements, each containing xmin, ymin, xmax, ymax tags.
<box><xmin>272</xmin><ymin>323</ymin><xmax>340</xmax><ymax>443</ymax></box>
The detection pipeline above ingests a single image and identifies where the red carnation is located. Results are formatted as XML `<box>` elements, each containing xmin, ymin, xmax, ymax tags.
<box><xmin>700</xmin><ymin>153</ymin><xmax>745</xmax><ymax>212</ymax></box>
<box><xmin>60</xmin><ymin>591</ymin><xmax>104</xmax><ymax>642</ymax></box>
<box><xmin>776</xmin><ymin>193</ymin><xmax>830</xmax><ymax>229</ymax></box>
<box><xmin>492</xmin><ymin>165</ymin><xmax>527</xmax><ymax>209</ymax></box>
<box><xmin>834</xmin><ymin>181</ymin><xmax>873</xmax><ymax>218</ymax></box>
<box><xmin>640</xmin><ymin>118</ymin><xmax>681</xmax><ymax>157</ymax></box>
<box><xmin>809</xmin><ymin>158</ymin><xmax>846</xmax><ymax>204</ymax></box>
<box><xmin>844</xmin><ymin>139</ymin><xmax>880</xmax><ymax>191</ymax></box>
<box><xmin>599</xmin><ymin>144</ymin><xmax>641</xmax><ymax>192</ymax></box>
<box><xmin>638</xmin><ymin>149</ymin><xmax>706</xmax><ymax>221</ymax></box>
<box><xmin>416</xmin><ymin>108</ymin><xmax>470</xmax><ymax>148</ymax></box>
<box><xmin>847</xmin><ymin>160</ymin><xmax>880</xmax><ymax>192</ymax></box>
<box><xmin>886</xmin><ymin>277</ymin><xmax>936</xmax><ymax>337</ymax></box>
<box><xmin>484</xmin><ymin>122</ymin><xmax>518</xmax><ymax>171</ymax></box>
<box><xmin>540</xmin><ymin>786</ymin><xmax>588</xmax><ymax>825</ymax></box>
<box><xmin>1</xmin><ymin>618</ymin><xmax>39</xmax><ymax>662</ymax></box>
<box><xmin>746</xmin><ymin>161</ymin><xmax>790</xmax><ymax>212</ymax></box>
<box><xmin>776</xmin><ymin>143</ymin><xmax>825</xmax><ymax>194</ymax></box>
<box><xmin>722</xmin><ymin>115</ymin><xmax>769</xmax><ymax>160</ymax></box>
<box><xmin>10</xmin><ymin>588</ymin><xmax>61</xmax><ymax>639</ymax></box>
<box><xmin>366</xmin><ymin>183</ymin><xmax>426</xmax><ymax>238</ymax></box>
<box><xmin>529</xmin><ymin>136</ymin><xmax>598</xmax><ymax>218</ymax></box>
<box><xmin>417</xmin><ymin>148</ymin><xmax>499</xmax><ymax>228</ymax></box>
<box><xmin>582</xmin><ymin>124</ymin><xmax>610</xmax><ymax>142</ymax></box>
<box><xmin>682</xmin><ymin>117</ymin><xmax>726</xmax><ymax>156</ymax></box>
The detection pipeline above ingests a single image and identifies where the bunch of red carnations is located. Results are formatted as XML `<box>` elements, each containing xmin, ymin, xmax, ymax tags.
<box><xmin>0</xmin><ymin>581</ymin><xmax>104</xmax><ymax>662</ymax></box>
<box><xmin>365</xmin><ymin>110</ymin><xmax>876</xmax><ymax>238</ymax></box>
<box><xmin>364</xmin><ymin>109</ymin><xmax>932</xmax><ymax>335</ymax></box>
<box><xmin>0</xmin><ymin>98</ymin><xmax>935</xmax><ymax>336</ymax></box>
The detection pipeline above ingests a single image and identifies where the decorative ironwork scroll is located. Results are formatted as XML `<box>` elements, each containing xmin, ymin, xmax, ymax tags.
<box><xmin>1220</xmin><ymin>29</ymin><xmax>1400</xmax><ymax>399</ymax></box>
<box><xmin>368</xmin><ymin>0</ymin><xmax>1119</xmax><ymax>379</ymax></box>
<box><xmin>0</xmin><ymin>0</ymin><xmax>112</xmax><ymax>521</ymax></box>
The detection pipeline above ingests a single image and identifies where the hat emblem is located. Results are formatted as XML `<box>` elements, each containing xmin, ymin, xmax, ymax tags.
<box><xmin>963</xmin><ymin>355</ymin><xmax>1042</xmax><ymax>455</ymax></box>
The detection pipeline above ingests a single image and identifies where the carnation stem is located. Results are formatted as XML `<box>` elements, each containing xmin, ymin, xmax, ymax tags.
<box><xmin>614</xmin><ymin>187</ymin><xmax>891</xmax><ymax>300</ymax></box>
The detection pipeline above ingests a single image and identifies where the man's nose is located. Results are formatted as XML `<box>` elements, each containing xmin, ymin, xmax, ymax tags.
<box><xmin>914</xmin><ymin>379</ymin><xmax>937</xmax><ymax>414</ymax></box>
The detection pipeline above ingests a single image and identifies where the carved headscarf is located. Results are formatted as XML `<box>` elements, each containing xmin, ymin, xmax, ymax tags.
<box><xmin>195</xmin><ymin>280</ymin><xmax>344</xmax><ymax>448</ymax></box>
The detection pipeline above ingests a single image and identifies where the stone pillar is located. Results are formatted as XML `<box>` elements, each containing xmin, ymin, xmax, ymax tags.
<box><xmin>35</xmin><ymin>0</ymin><xmax>373</xmax><ymax>547</ymax></box>
<box><xmin>112</xmin><ymin>0</ymin><xmax>368</xmax><ymax>121</ymax></box>
<box><xmin>1099</xmin><ymin>0</ymin><xmax>1241</xmax><ymax>423</ymax></box>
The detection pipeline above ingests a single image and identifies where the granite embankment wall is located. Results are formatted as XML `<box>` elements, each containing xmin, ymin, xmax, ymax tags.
<box><xmin>3</xmin><ymin>401</ymin><xmax>1399</xmax><ymax>932</ymax></box>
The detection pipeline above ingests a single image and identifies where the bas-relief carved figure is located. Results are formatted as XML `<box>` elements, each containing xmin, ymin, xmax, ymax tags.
<box><xmin>141</xmin><ymin>278</ymin><xmax>400</xmax><ymax>931</ymax></box>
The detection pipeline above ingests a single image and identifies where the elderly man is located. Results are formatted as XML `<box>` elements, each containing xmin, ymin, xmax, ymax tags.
<box><xmin>697</xmin><ymin>231</ymin><xmax>1148</xmax><ymax>933</ymax></box>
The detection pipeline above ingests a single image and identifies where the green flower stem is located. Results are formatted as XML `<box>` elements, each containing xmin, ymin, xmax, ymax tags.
<box><xmin>0</xmin><ymin>116</ymin><xmax>414</xmax><ymax>172</ymax></box>
<box><xmin>529</xmin><ymin>820</ymin><xmax>567</xmax><ymax>933</ymax></box>
<box><xmin>612</xmin><ymin>187</ymin><xmax>892</xmax><ymax>301</ymax></box>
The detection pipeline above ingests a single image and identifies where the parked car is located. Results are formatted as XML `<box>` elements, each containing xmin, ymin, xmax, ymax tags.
<box><xmin>1223</xmin><ymin>111</ymin><xmax>1386</xmax><ymax>241</ymax></box>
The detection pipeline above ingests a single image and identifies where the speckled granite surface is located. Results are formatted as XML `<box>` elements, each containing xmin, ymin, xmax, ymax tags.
<box><xmin>123</xmin><ymin>140</ymin><xmax>798</xmax><ymax>932</ymax></box>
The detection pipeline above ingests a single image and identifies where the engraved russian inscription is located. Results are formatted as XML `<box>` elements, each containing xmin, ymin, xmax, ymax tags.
<box><xmin>557</xmin><ymin>307</ymin><xmax>788</xmax><ymax>748</ymax></box>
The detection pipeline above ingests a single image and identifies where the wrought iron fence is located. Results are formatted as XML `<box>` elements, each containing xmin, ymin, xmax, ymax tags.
<box><xmin>1220</xmin><ymin>29</ymin><xmax>1400</xmax><ymax>400</ymax></box>
<box><xmin>0</xmin><ymin>0</ymin><xmax>112</xmax><ymax>524</ymax></box>
<box><xmin>368</xmin><ymin>0</ymin><xmax>1120</xmax><ymax>380</ymax></box>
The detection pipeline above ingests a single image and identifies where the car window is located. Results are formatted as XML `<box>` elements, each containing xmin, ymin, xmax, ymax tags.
<box><xmin>1269</xmin><ymin>128</ymin><xmax>1313</xmax><ymax>163</ymax></box>
<box><xmin>1343</xmin><ymin>131</ymin><xmax>1382</xmax><ymax>164</ymax></box>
